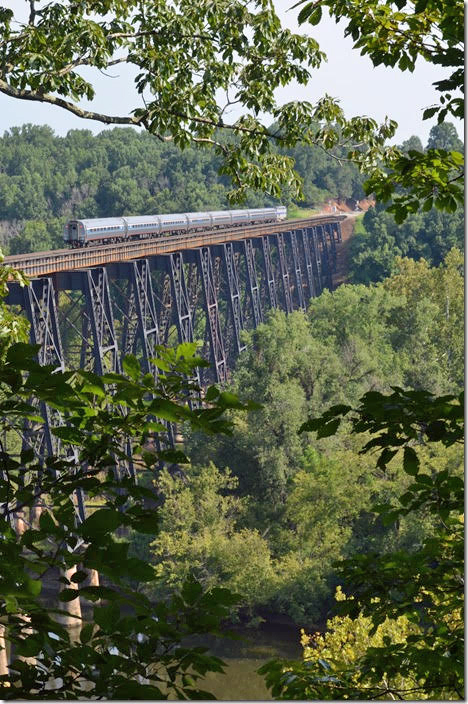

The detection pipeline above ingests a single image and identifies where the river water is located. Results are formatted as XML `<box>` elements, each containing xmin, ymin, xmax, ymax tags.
<box><xmin>184</xmin><ymin>618</ymin><xmax>303</xmax><ymax>700</ymax></box>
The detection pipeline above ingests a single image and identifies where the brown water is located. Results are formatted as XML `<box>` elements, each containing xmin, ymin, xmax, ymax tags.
<box><xmin>185</xmin><ymin>619</ymin><xmax>303</xmax><ymax>701</ymax></box>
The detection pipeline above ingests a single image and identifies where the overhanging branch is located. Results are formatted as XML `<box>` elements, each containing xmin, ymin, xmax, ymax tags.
<box><xmin>0</xmin><ymin>78</ymin><xmax>142</xmax><ymax>126</ymax></box>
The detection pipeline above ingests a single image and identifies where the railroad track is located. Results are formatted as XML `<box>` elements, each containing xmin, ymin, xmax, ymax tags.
<box><xmin>4</xmin><ymin>214</ymin><xmax>345</xmax><ymax>278</ymax></box>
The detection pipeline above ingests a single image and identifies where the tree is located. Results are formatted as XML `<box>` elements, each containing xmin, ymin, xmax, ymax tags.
<box><xmin>349</xmin><ymin>202</ymin><xmax>464</xmax><ymax>284</ymax></box>
<box><xmin>260</xmin><ymin>387</ymin><xmax>464</xmax><ymax>699</ymax></box>
<box><xmin>0</xmin><ymin>304</ymin><xmax>263</xmax><ymax>698</ymax></box>
<box><xmin>295</xmin><ymin>0</ymin><xmax>464</xmax><ymax>221</ymax></box>
<box><xmin>2</xmin><ymin>0</ymin><xmax>459</xmax><ymax>214</ymax></box>
<box><xmin>427</xmin><ymin>122</ymin><xmax>464</xmax><ymax>152</ymax></box>
<box><xmin>147</xmin><ymin>462</ymin><xmax>277</xmax><ymax>614</ymax></box>
<box><xmin>400</xmin><ymin>135</ymin><xmax>423</xmax><ymax>154</ymax></box>
<box><xmin>255</xmin><ymin>2</ymin><xmax>464</xmax><ymax>698</ymax></box>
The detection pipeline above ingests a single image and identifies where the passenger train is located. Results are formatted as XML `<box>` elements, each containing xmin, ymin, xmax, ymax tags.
<box><xmin>64</xmin><ymin>207</ymin><xmax>287</xmax><ymax>247</ymax></box>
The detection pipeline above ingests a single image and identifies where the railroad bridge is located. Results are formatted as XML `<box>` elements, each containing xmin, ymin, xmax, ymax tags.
<box><xmin>5</xmin><ymin>215</ymin><xmax>343</xmax><ymax>499</ymax></box>
<box><xmin>6</xmin><ymin>215</ymin><xmax>343</xmax><ymax>382</ymax></box>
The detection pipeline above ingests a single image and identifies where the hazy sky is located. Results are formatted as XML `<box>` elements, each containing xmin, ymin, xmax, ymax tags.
<box><xmin>0</xmin><ymin>1</ymin><xmax>462</xmax><ymax>145</ymax></box>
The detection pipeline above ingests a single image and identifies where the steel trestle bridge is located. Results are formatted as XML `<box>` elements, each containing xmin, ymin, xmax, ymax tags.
<box><xmin>5</xmin><ymin>214</ymin><xmax>344</xmax><ymax>514</ymax></box>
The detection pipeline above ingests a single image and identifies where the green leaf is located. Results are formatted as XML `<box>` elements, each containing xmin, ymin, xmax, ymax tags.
<box><xmin>39</xmin><ymin>511</ymin><xmax>56</xmax><ymax>533</ymax></box>
<box><xmin>70</xmin><ymin>570</ymin><xmax>88</xmax><ymax>583</ymax></box>
<box><xmin>24</xmin><ymin>577</ymin><xmax>42</xmax><ymax>597</ymax></box>
<box><xmin>17</xmin><ymin>637</ymin><xmax>42</xmax><ymax>657</ymax></box>
<box><xmin>80</xmin><ymin>508</ymin><xmax>125</xmax><ymax>539</ymax></box>
<box><xmin>59</xmin><ymin>588</ymin><xmax>80</xmax><ymax>602</ymax></box>
<box><xmin>182</xmin><ymin>577</ymin><xmax>203</xmax><ymax>605</ymax></box>
<box><xmin>218</xmin><ymin>390</ymin><xmax>243</xmax><ymax>407</ymax></box>
<box><xmin>20</xmin><ymin>448</ymin><xmax>35</xmax><ymax>464</ymax></box>
<box><xmin>317</xmin><ymin>418</ymin><xmax>340</xmax><ymax>438</ymax></box>
<box><xmin>5</xmin><ymin>595</ymin><xmax>18</xmax><ymax>613</ymax></box>
<box><xmin>403</xmin><ymin>446</ymin><xmax>420</xmax><ymax>476</ymax></box>
<box><xmin>112</xmin><ymin>682</ymin><xmax>165</xmax><ymax>699</ymax></box>
<box><xmin>205</xmin><ymin>385</ymin><xmax>220</xmax><ymax>402</ymax></box>
<box><xmin>425</xmin><ymin>420</ymin><xmax>446</xmax><ymax>441</ymax></box>
<box><xmin>94</xmin><ymin>603</ymin><xmax>120</xmax><ymax>630</ymax></box>
<box><xmin>80</xmin><ymin>622</ymin><xmax>94</xmax><ymax>644</ymax></box>
<box><xmin>77</xmin><ymin>586</ymin><xmax>119</xmax><ymax>601</ymax></box>
<box><xmin>122</xmin><ymin>354</ymin><xmax>141</xmax><ymax>380</ymax></box>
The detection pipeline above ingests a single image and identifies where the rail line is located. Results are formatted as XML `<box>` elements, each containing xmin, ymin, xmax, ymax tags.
<box><xmin>4</xmin><ymin>214</ymin><xmax>345</xmax><ymax>278</ymax></box>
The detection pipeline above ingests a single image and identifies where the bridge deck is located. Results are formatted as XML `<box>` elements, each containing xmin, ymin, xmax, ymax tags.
<box><xmin>4</xmin><ymin>214</ymin><xmax>345</xmax><ymax>278</ymax></box>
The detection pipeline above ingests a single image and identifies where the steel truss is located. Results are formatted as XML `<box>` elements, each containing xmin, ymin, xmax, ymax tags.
<box><xmin>5</xmin><ymin>219</ymin><xmax>342</xmax><ymax>514</ymax></box>
<box><xmin>325</xmin><ymin>223</ymin><xmax>337</xmax><ymax>271</ymax></box>
<box><xmin>316</xmin><ymin>225</ymin><xmax>333</xmax><ymax>290</ymax></box>
<box><xmin>299</xmin><ymin>228</ymin><xmax>316</xmax><ymax>301</ymax></box>
<box><xmin>260</xmin><ymin>236</ymin><xmax>278</xmax><ymax>310</ymax></box>
<box><xmin>121</xmin><ymin>259</ymin><xmax>160</xmax><ymax>376</ymax></box>
<box><xmin>158</xmin><ymin>252</ymin><xmax>202</xmax><ymax>394</ymax></box>
<box><xmin>242</xmin><ymin>239</ymin><xmax>263</xmax><ymax>327</ymax></box>
<box><xmin>197</xmin><ymin>247</ymin><xmax>227</xmax><ymax>384</ymax></box>
<box><xmin>217</xmin><ymin>243</ymin><xmax>246</xmax><ymax>358</ymax></box>
<box><xmin>274</xmin><ymin>232</ymin><xmax>293</xmax><ymax>314</ymax></box>
<box><xmin>58</xmin><ymin>268</ymin><xmax>134</xmax><ymax>481</ymax></box>
<box><xmin>6</xmin><ymin>277</ymin><xmax>86</xmax><ymax>522</ymax></box>
<box><xmin>289</xmin><ymin>230</ymin><xmax>306</xmax><ymax>310</ymax></box>
<box><xmin>78</xmin><ymin>268</ymin><xmax>121</xmax><ymax>375</ymax></box>
<box><xmin>166</xmin><ymin>253</ymin><xmax>195</xmax><ymax>347</ymax></box>
<box><xmin>306</xmin><ymin>227</ymin><xmax>321</xmax><ymax>294</ymax></box>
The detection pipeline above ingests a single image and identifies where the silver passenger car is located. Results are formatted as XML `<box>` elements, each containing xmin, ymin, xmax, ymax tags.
<box><xmin>64</xmin><ymin>218</ymin><xmax>126</xmax><ymax>246</ymax></box>
<box><xmin>64</xmin><ymin>207</ymin><xmax>287</xmax><ymax>246</ymax></box>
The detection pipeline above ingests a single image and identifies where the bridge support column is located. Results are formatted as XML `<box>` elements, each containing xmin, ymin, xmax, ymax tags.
<box><xmin>260</xmin><ymin>236</ymin><xmax>278</xmax><ymax>310</ymax></box>
<box><xmin>165</xmin><ymin>253</ymin><xmax>202</xmax><ymax>398</ymax></box>
<box><xmin>316</xmin><ymin>225</ymin><xmax>332</xmax><ymax>290</ymax></box>
<box><xmin>0</xmin><ymin>624</ymin><xmax>8</xmax><ymax>680</ymax></box>
<box><xmin>168</xmin><ymin>253</ymin><xmax>195</xmax><ymax>346</ymax></box>
<box><xmin>333</xmin><ymin>220</ymin><xmax>342</xmax><ymax>243</ymax></box>
<box><xmin>198</xmin><ymin>247</ymin><xmax>227</xmax><ymax>384</ymax></box>
<box><xmin>289</xmin><ymin>230</ymin><xmax>306</xmax><ymax>311</ymax></box>
<box><xmin>76</xmin><ymin>267</ymin><xmax>134</xmax><ymax>480</ymax></box>
<box><xmin>242</xmin><ymin>239</ymin><xmax>263</xmax><ymax>327</ymax></box>
<box><xmin>325</xmin><ymin>222</ymin><xmax>337</xmax><ymax>271</ymax></box>
<box><xmin>300</xmin><ymin>228</ymin><xmax>316</xmax><ymax>301</ymax></box>
<box><xmin>275</xmin><ymin>232</ymin><xmax>293</xmax><ymax>314</ymax></box>
<box><xmin>122</xmin><ymin>259</ymin><xmax>160</xmax><ymax>377</ymax></box>
<box><xmin>308</xmin><ymin>226</ymin><xmax>323</xmax><ymax>295</ymax></box>
<box><xmin>20</xmin><ymin>278</ymin><xmax>65</xmax><ymax>458</ymax></box>
<box><xmin>219</xmin><ymin>243</ymin><xmax>246</xmax><ymax>357</ymax></box>
<box><xmin>80</xmin><ymin>268</ymin><xmax>120</xmax><ymax>376</ymax></box>
<box><xmin>5</xmin><ymin>278</ymin><xmax>87</xmax><ymax>523</ymax></box>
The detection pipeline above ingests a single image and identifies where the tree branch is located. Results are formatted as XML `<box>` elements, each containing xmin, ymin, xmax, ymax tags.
<box><xmin>0</xmin><ymin>77</ymin><xmax>276</xmax><ymax>141</ymax></box>
<box><xmin>28</xmin><ymin>1</ymin><xmax>36</xmax><ymax>26</ymax></box>
<box><xmin>0</xmin><ymin>78</ymin><xmax>142</xmax><ymax>127</ymax></box>
<box><xmin>56</xmin><ymin>55</ymin><xmax>130</xmax><ymax>77</ymax></box>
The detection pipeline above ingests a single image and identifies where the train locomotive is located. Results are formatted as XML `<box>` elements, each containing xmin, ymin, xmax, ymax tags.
<box><xmin>64</xmin><ymin>207</ymin><xmax>287</xmax><ymax>247</ymax></box>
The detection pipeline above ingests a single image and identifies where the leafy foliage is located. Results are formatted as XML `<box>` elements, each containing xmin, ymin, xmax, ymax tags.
<box><xmin>262</xmin><ymin>586</ymin><xmax>424</xmax><ymax>699</ymax></box>
<box><xmin>148</xmin><ymin>462</ymin><xmax>276</xmax><ymax>613</ymax></box>
<box><xmin>0</xmin><ymin>0</ymin><xmax>358</xmax><ymax>203</ymax></box>
<box><xmin>294</xmin><ymin>0</ymin><xmax>464</xmax><ymax>219</ymax></box>
<box><xmin>187</xmin><ymin>250</ymin><xmax>462</xmax><ymax>623</ymax></box>
<box><xmin>0</xmin><ymin>336</ymin><xmax>259</xmax><ymax>699</ymax></box>
<box><xmin>0</xmin><ymin>0</ymin><xmax>444</xmax><ymax>210</ymax></box>
<box><xmin>349</xmin><ymin>200</ymin><xmax>463</xmax><ymax>284</ymax></box>
<box><xmin>260</xmin><ymin>386</ymin><xmax>464</xmax><ymax>700</ymax></box>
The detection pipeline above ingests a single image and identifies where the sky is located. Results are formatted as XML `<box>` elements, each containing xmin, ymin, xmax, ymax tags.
<box><xmin>0</xmin><ymin>1</ymin><xmax>462</xmax><ymax>145</ymax></box>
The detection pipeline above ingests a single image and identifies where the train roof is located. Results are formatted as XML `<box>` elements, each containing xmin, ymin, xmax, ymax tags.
<box><xmin>123</xmin><ymin>215</ymin><xmax>160</xmax><ymax>224</ymax></box>
<box><xmin>73</xmin><ymin>218</ymin><xmax>124</xmax><ymax>227</ymax></box>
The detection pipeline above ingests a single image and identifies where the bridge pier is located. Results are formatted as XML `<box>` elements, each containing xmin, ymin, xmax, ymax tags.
<box><xmin>197</xmin><ymin>247</ymin><xmax>227</xmax><ymax>384</ymax></box>
<box><xmin>218</xmin><ymin>243</ymin><xmax>246</xmax><ymax>360</ymax></box>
